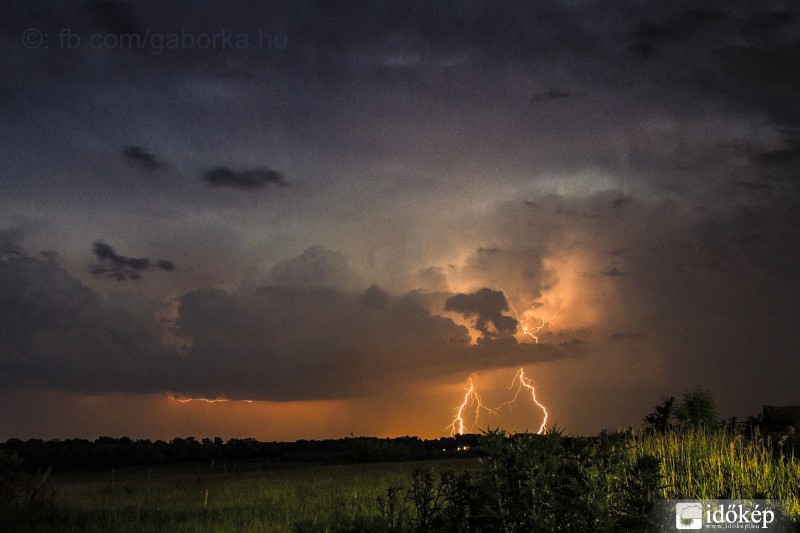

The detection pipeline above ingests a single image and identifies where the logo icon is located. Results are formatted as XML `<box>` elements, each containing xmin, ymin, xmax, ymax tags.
<box><xmin>675</xmin><ymin>502</ymin><xmax>703</xmax><ymax>529</ymax></box>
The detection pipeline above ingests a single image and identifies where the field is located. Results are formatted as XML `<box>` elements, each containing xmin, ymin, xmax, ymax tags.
<box><xmin>5</xmin><ymin>428</ymin><xmax>800</xmax><ymax>532</ymax></box>
<box><xmin>14</xmin><ymin>459</ymin><xmax>476</xmax><ymax>533</ymax></box>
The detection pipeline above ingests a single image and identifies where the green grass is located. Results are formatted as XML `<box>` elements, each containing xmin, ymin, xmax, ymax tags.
<box><xmin>10</xmin><ymin>428</ymin><xmax>800</xmax><ymax>531</ymax></box>
<box><xmin>630</xmin><ymin>426</ymin><xmax>800</xmax><ymax>520</ymax></box>
<box><xmin>25</xmin><ymin>459</ymin><xmax>475</xmax><ymax>532</ymax></box>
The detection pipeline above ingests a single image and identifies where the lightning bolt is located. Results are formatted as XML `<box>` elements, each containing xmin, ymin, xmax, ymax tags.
<box><xmin>499</xmin><ymin>369</ymin><xmax>548</xmax><ymax>434</ymax></box>
<box><xmin>445</xmin><ymin>287</ymin><xmax>564</xmax><ymax>436</ymax></box>
<box><xmin>504</xmin><ymin>294</ymin><xmax>564</xmax><ymax>344</ymax></box>
<box><xmin>168</xmin><ymin>395</ymin><xmax>253</xmax><ymax>403</ymax></box>
<box><xmin>446</xmin><ymin>377</ymin><xmax>495</xmax><ymax>436</ymax></box>
<box><xmin>447</xmin><ymin>291</ymin><xmax>559</xmax><ymax>435</ymax></box>
<box><xmin>448</xmin><ymin>368</ymin><xmax>549</xmax><ymax>436</ymax></box>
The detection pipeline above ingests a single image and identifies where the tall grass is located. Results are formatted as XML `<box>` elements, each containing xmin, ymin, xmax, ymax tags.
<box><xmin>19</xmin><ymin>460</ymin><xmax>471</xmax><ymax>533</ymax></box>
<box><xmin>630</xmin><ymin>426</ymin><xmax>800</xmax><ymax>520</ymax></box>
<box><xmin>9</xmin><ymin>428</ymin><xmax>800</xmax><ymax>531</ymax></box>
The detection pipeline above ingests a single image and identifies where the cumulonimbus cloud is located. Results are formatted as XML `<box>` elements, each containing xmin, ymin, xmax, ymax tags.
<box><xmin>0</xmin><ymin>241</ymin><xmax>580</xmax><ymax>401</ymax></box>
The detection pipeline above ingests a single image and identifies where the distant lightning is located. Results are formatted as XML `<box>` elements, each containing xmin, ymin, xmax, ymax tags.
<box><xmin>168</xmin><ymin>395</ymin><xmax>253</xmax><ymax>403</ymax></box>
<box><xmin>447</xmin><ymin>377</ymin><xmax>495</xmax><ymax>436</ymax></box>
<box><xmin>447</xmin><ymin>291</ymin><xmax>560</xmax><ymax>435</ymax></box>
<box><xmin>448</xmin><ymin>368</ymin><xmax>549</xmax><ymax>435</ymax></box>
<box><xmin>499</xmin><ymin>369</ymin><xmax>548</xmax><ymax>434</ymax></box>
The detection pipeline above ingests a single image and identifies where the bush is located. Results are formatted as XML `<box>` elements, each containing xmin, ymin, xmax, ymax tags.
<box><xmin>0</xmin><ymin>449</ymin><xmax>56</xmax><ymax>527</ymax></box>
<box><xmin>394</xmin><ymin>428</ymin><xmax>662</xmax><ymax>532</ymax></box>
<box><xmin>676</xmin><ymin>389</ymin><xmax>720</xmax><ymax>429</ymax></box>
<box><xmin>292</xmin><ymin>423</ymin><xmax>800</xmax><ymax>531</ymax></box>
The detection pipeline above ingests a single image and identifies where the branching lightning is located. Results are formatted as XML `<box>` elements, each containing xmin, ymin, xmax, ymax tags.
<box><xmin>448</xmin><ymin>368</ymin><xmax>549</xmax><ymax>435</ymax></box>
<box><xmin>447</xmin><ymin>292</ymin><xmax>562</xmax><ymax>436</ymax></box>
<box><xmin>505</xmin><ymin>296</ymin><xmax>564</xmax><ymax>344</ymax></box>
<box><xmin>446</xmin><ymin>377</ymin><xmax>494</xmax><ymax>436</ymax></box>
<box><xmin>500</xmin><ymin>369</ymin><xmax>548</xmax><ymax>434</ymax></box>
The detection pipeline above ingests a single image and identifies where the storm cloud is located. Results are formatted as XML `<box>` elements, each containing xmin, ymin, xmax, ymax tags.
<box><xmin>90</xmin><ymin>242</ymin><xmax>175</xmax><ymax>281</ymax></box>
<box><xmin>263</xmin><ymin>245</ymin><xmax>363</xmax><ymax>292</ymax></box>
<box><xmin>0</xmin><ymin>251</ymin><xmax>170</xmax><ymax>393</ymax></box>
<box><xmin>0</xmin><ymin>243</ymin><xmax>579</xmax><ymax>401</ymax></box>
<box><xmin>444</xmin><ymin>288</ymin><xmax>518</xmax><ymax>338</ymax></box>
<box><xmin>2</xmin><ymin>0</ymin><xmax>800</xmax><ymax>438</ymax></box>
<box><xmin>170</xmin><ymin>283</ymin><xmax>558</xmax><ymax>400</ymax></box>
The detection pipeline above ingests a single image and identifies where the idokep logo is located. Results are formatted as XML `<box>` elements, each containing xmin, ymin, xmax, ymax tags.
<box><xmin>669</xmin><ymin>500</ymin><xmax>782</xmax><ymax>530</ymax></box>
<box><xmin>704</xmin><ymin>501</ymin><xmax>776</xmax><ymax>529</ymax></box>
<box><xmin>675</xmin><ymin>502</ymin><xmax>703</xmax><ymax>529</ymax></box>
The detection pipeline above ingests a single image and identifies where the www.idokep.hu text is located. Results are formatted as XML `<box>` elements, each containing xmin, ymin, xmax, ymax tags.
<box><xmin>22</xmin><ymin>28</ymin><xmax>287</xmax><ymax>53</ymax></box>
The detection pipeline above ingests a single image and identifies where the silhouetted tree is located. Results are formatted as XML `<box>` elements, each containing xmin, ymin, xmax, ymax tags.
<box><xmin>676</xmin><ymin>389</ymin><xmax>720</xmax><ymax>429</ymax></box>
<box><xmin>645</xmin><ymin>396</ymin><xmax>675</xmax><ymax>432</ymax></box>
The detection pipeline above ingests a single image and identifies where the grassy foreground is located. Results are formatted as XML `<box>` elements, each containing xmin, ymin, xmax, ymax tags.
<box><xmin>632</xmin><ymin>427</ymin><xmax>800</xmax><ymax>519</ymax></box>
<box><xmin>6</xmin><ymin>427</ymin><xmax>800</xmax><ymax>532</ymax></box>
<box><xmin>16</xmin><ymin>460</ymin><xmax>473</xmax><ymax>533</ymax></box>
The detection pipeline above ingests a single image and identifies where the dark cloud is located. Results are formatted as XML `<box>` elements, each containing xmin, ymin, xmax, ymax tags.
<box><xmin>741</xmin><ymin>11</ymin><xmax>799</xmax><ymax>42</ymax></box>
<box><xmin>460</xmin><ymin>246</ymin><xmax>554</xmax><ymax>307</ymax></box>
<box><xmin>734</xmin><ymin>181</ymin><xmax>776</xmax><ymax>193</ymax></box>
<box><xmin>203</xmin><ymin>168</ymin><xmax>287</xmax><ymax>190</ymax></box>
<box><xmin>504</xmin><ymin>187</ymin><xmax>800</xmax><ymax>411</ymax></box>
<box><xmin>628</xmin><ymin>21</ymin><xmax>681</xmax><ymax>59</ymax></box>
<box><xmin>750</xmin><ymin>138</ymin><xmax>800</xmax><ymax>169</ymax></box>
<box><xmin>673</xmin><ymin>8</ymin><xmax>730</xmax><ymax>31</ymax></box>
<box><xmin>0</xmin><ymin>245</ymin><xmax>579</xmax><ymax>401</ymax></box>
<box><xmin>0</xmin><ymin>252</ymin><xmax>170</xmax><ymax>394</ymax></box>
<box><xmin>122</xmin><ymin>146</ymin><xmax>166</xmax><ymax>172</ymax></box>
<box><xmin>2</xmin><ymin>0</ymin><xmax>800</xmax><ymax>435</ymax></box>
<box><xmin>358</xmin><ymin>283</ymin><xmax>391</xmax><ymax>307</ymax></box>
<box><xmin>0</xmin><ymin>228</ymin><xmax>24</xmax><ymax>257</ymax></box>
<box><xmin>81</xmin><ymin>0</ymin><xmax>141</xmax><ymax>35</ymax></box>
<box><xmin>532</xmin><ymin>89</ymin><xmax>573</xmax><ymax>102</ymax></box>
<box><xmin>263</xmin><ymin>245</ymin><xmax>363</xmax><ymax>292</ymax></box>
<box><xmin>599</xmin><ymin>267</ymin><xmax>627</xmax><ymax>277</ymax></box>
<box><xmin>414</xmin><ymin>266</ymin><xmax>448</xmax><ymax>292</ymax></box>
<box><xmin>693</xmin><ymin>199</ymin><xmax>800</xmax><ymax>278</ymax></box>
<box><xmin>170</xmin><ymin>283</ymin><xmax>575</xmax><ymax>401</ymax></box>
<box><xmin>444</xmin><ymin>288</ymin><xmax>518</xmax><ymax>338</ymax></box>
<box><xmin>90</xmin><ymin>241</ymin><xmax>175</xmax><ymax>281</ymax></box>
<box><xmin>609</xmin><ymin>332</ymin><xmax>642</xmax><ymax>341</ymax></box>
<box><xmin>627</xmin><ymin>8</ymin><xmax>729</xmax><ymax>59</ymax></box>
<box><xmin>702</xmin><ymin>40</ymin><xmax>800</xmax><ymax>125</ymax></box>
<box><xmin>156</xmin><ymin>259</ymin><xmax>175</xmax><ymax>271</ymax></box>
<box><xmin>612</xmin><ymin>195</ymin><xmax>633</xmax><ymax>208</ymax></box>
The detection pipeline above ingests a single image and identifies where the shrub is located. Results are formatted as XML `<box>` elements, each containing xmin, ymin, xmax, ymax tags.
<box><xmin>0</xmin><ymin>449</ymin><xmax>56</xmax><ymax>527</ymax></box>
<box><xmin>397</xmin><ymin>428</ymin><xmax>662</xmax><ymax>532</ymax></box>
<box><xmin>676</xmin><ymin>389</ymin><xmax>720</xmax><ymax>429</ymax></box>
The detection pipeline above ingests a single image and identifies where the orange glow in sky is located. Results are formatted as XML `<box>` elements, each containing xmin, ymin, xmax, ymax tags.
<box><xmin>447</xmin><ymin>368</ymin><xmax>550</xmax><ymax>435</ymax></box>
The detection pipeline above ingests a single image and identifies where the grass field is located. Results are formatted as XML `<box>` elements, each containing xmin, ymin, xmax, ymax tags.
<box><xmin>7</xmin><ymin>428</ymin><xmax>800</xmax><ymax>532</ymax></box>
<box><xmin>631</xmin><ymin>427</ymin><xmax>800</xmax><ymax>520</ymax></box>
<box><xmin>23</xmin><ymin>459</ymin><xmax>475</xmax><ymax>532</ymax></box>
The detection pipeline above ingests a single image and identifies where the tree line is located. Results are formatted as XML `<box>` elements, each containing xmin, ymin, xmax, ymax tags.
<box><xmin>1</xmin><ymin>434</ymin><xmax>481</xmax><ymax>473</ymax></box>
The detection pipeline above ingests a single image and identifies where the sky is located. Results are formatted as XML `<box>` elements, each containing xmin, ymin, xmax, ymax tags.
<box><xmin>1</xmin><ymin>0</ymin><xmax>799</xmax><ymax>441</ymax></box>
